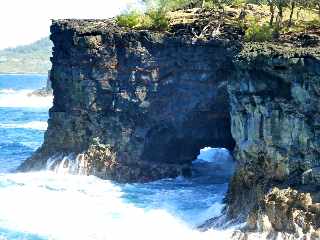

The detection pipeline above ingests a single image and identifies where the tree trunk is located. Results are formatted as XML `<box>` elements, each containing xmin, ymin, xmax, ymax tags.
<box><xmin>274</xmin><ymin>4</ymin><xmax>284</xmax><ymax>38</ymax></box>
<box><xmin>288</xmin><ymin>2</ymin><xmax>295</xmax><ymax>27</ymax></box>
<box><xmin>296</xmin><ymin>7</ymin><xmax>301</xmax><ymax>21</ymax></box>
<box><xmin>277</xmin><ymin>5</ymin><xmax>283</xmax><ymax>29</ymax></box>
<box><xmin>269</xmin><ymin>3</ymin><xmax>275</xmax><ymax>26</ymax></box>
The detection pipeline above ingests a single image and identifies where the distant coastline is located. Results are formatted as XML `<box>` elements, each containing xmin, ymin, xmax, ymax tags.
<box><xmin>0</xmin><ymin>38</ymin><xmax>52</xmax><ymax>75</ymax></box>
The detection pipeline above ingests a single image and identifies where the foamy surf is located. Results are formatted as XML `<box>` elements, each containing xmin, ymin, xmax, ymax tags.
<box><xmin>0</xmin><ymin>89</ymin><xmax>52</xmax><ymax>108</ymax></box>
<box><xmin>0</xmin><ymin>75</ymin><xmax>241</xmax><ymax>240</ymax></box>
<box><xmin>0</xmin><ymin>172</ymin><xmax>235</xmax><ymax>240</ymax></box>
<box><xmin>0</xmin><ymin>121</ymin><xmax>48</xmax><ymax>131</ymax></box>
<box><xmin>0</xmin><ymin>89</ymin><xmax>16</xmax><ymax>94</ymax></box>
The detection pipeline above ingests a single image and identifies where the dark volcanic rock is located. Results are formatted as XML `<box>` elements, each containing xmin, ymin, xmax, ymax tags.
<box><xmin>227</xmin><ymin>44</ymin><xmax>320</xmax><ymax>219</ymax></box>
<box><xmin>19</xmin><ymin>19</ymin><xmax>236</xmax><ymax>182</ymax></box>
<box><xmin>18</xmin><ymin>17</ymin><xmax>320</xmax><ymax>234</ymax></box>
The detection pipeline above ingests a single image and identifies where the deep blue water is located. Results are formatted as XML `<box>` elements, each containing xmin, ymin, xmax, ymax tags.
<box><xmin>0</xmin><ymin>74</ymin><xmax>48</xmax><ymax>90</ymax></box>
<box><xmin>0</xmin><ymin>74</ymin><xmax>50</xmax><ymax>172</ymax></box>
<box><xmin>0</xmin><ymin>74</ymin><xmax>234</xmax><ymax>240</ymax></box>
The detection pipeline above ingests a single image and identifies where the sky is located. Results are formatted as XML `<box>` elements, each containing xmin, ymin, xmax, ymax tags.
<box><xmin>0</xmin><ymin>0</ymin><xmax>138</xmax><ymax>50</ymax></box>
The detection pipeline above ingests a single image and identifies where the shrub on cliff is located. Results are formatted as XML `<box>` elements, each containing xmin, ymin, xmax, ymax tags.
<box><xmin>145</xmin><ymin>10</ymin><xmax>169</xmax><ymax>30</ymax></box>
<box><xmin>116</xmin><ymin>10</ymin><xmax>169</xmax><ymax>30</ymax></box>
<box><xmin>244</xmin><ymin>19</ymin><xmax>274</xmax><ymax>42</ymax></box>
<box><xmin>116</xmin><ymin>11</ymin><xmax>143</xmax><ymax>28</ymax></box>
<box><xmin>116</xmin><ymin>0</ymin><xmax>197</xmax><ymax>30</ymax></box>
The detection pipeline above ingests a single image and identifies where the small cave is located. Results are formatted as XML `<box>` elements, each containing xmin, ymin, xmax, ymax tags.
<box><xmin>141</xmin><ymin>105</ymin><xmax>236</xmax><ymax>180</ymax></box>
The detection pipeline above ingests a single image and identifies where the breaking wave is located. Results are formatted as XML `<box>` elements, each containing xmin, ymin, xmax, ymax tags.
<box><xmin>0</xmin><ymin>89</ymin><xmax>52</xmax><ymax>108</ymax></box>
<box><xmin>0</xmin><ymin>73</ymin><xmax>241</xmax><ymax>239</ymax></box>
<box><xmin>0</xmin><ymin>172</ymin><xmax>237</xmax><ymax>240</ymax></box>
<box><xmin>0</xmin><ymin>121</ymin><xmax>48</xmax><ymax>131</ymax></box>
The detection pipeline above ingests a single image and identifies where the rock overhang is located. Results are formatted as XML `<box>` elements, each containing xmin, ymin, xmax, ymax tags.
<box><xmin>21</xmin><ymin>19</ymin><xmax>238</xmax><ymax>182</ymax></box>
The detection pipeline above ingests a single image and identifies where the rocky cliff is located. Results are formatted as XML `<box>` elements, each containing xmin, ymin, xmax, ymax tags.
<box><xmin>228</xmin><ymin>44</ymin><xmax>320</xmax><ymax>219</ymax></box>
<box><xmin>19</xmin><ymin>19</ymin><xmax>236</xmax><ymax>182</ymax></box>
<box><xmin>19</xmin><ymin>16</ymin><xmax>320</xmax><ymax>237</ymax></box>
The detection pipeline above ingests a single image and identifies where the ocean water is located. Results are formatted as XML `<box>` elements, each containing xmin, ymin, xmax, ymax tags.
<box><xmin>0</xmin><ymin>74</ymin><xmax>236</xmax><ymax>240</ymax></box>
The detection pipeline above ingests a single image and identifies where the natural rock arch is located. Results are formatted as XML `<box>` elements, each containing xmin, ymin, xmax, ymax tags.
<box><xmin>20</xmin><ymin>20</ymin><xmax>236</xmax><ymax>182</ymax></box>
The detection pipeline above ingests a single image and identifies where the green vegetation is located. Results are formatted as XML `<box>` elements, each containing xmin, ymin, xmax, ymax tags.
<box><xmin>146</xmin><ymin>10</ymin><xmax>170</xmax><ymax>30</ymax></box>
<box><xmin>116</xmin><ymin>10</ymin><xmax>142</xmax><ymax>28</ymax></box>
<box><xmin>116</xmin><ymin>9</ymin><xmax>169</xmax><ymax>30</ymax></box>
<box><xmin>244</xmin><ymin>19</ymin><xmax>274</xmax><ymax>42</ymax></box>
<box><xmin>115</xmin><ymin>0</ymin><xmax>187</xmax><ymax>30</ymax></box>
<box><xmin>116</xmin><ymin>0</ymin><xmax>320</xmax><ymax>42</ymax></box>
<box><xmin>0</xmin><ymin>38</ymin><xmax>52</xmax><ymax>74</ymax></box>
<box><xmin>116</xmin><ymin>0</ymin><xmax>197</xmax><ymax>30</ymax></box>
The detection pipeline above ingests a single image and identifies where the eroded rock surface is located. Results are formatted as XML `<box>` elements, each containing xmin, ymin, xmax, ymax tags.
<box><xmin>227</xmin><ymin>44</ymin><xmax>320</xmax><ymax>219</ymax></box>
<box><xmin>234</xmin><ymin>188</ymin><xmax>320</xmax><ymax>240</ymax></box>
<box><xmin>19</xmin><ymin>19</ymin><xmax>236</xmax><ymax>182</ymax></box>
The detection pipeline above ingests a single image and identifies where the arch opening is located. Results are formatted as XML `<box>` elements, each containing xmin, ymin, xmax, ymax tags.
<box><xmin>191</xmin><ymin>147</ymin><xmax>235</xmax><ymax>183</ymax></box>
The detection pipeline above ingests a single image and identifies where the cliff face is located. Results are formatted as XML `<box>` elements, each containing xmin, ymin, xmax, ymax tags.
<box><xmin>227</xmin><ymin>45</ymin><xmax>320</xmax><ymax>219</ymax></box>
<box><xmin>19</xmin><ymin>18</ymin><xmax>320</xmax><ymax>230</ymax></box>
<box><xmin>20</xmin><ymin>20</ymin><xmax>236</xmax><ymax>182</ymax></box>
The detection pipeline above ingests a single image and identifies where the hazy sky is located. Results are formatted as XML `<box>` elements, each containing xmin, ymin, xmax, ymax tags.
<box><xmin>0</xmin><ymin>0</ymin><xmax>137</xmax><ymax>50</ymax></box>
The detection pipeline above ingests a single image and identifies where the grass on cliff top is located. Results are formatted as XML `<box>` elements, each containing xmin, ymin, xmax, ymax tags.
<box><xmin>116</xmin><ymin>2</ymin><xmax>320</xmax><ymax>43</ymax></box>
<box><xmin>116</xmin><ymin>9</ymin><xmax>170</xmax><ymax>31</ymax></box>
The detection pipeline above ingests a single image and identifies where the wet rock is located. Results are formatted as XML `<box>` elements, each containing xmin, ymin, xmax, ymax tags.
<box><xmin>302</xmin><ymin>168</ymin><xmax>320</xmax><ymax>185</ymax></box>
<box><xmin>237</xmin><ymin>188</ymin><xmax>320</xmax><ymax>240</ymax></box>
<box><xmin>28</xmin><ymin>87</ymin><xmax>52</xmax><ymax>97</ymax></box>
<box><xmin>28</xmin><ymin>71</ymin><xmax>53</xmax><ymax>97</ymax></box>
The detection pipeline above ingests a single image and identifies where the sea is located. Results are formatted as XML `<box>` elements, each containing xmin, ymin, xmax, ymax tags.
<box><xmin>0</xmin><ymin>74</ymin><xmax>237</xmax><ymax>240</ymax></box>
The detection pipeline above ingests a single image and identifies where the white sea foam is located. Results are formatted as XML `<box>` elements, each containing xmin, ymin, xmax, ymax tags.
<box><xmin>0</xmin><ymin>89</ymin><xmax>16</xmax><ymax>94</ymax></box>
<box><xmin>0</xmin><ymin>121</ymin><xmax>48</xmax><ymax>131</ymax></box>
<box><xmin>195</xmin><ymin>147</ymin><xmax>232</xmax><ymax>163</ymax></box>
<box><xmin>0</xmin><ymin>172</ymin><xmax>236</xmax><ymax>240</ymax></box>
<box><xmin>0</xmin><ymin>89</ymin><xmax>52</xmax><ymax>108</ymax></box>
<box><xmin>46</xmin><ymin>153</ymin><xmax>88</xmax><ymax>175</ymax></box>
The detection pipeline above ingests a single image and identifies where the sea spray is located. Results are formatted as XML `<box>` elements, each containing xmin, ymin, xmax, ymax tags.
<box><xmin>0</xmin><ymin>121</ymin><xmax>48</xmax><ymax>131</ymax></box>
<box><xmin>46</xmin><ymin>153</ymin><xmax>90</xmax><ymax>175</ymax></box>
<box><xmin>0</xmin><ymin>89</ymin><xmax>52</xmax><ymax>108</ymax></box>
<box><xmin>0</xmin><ymin>75</ymin><xmax>240</xmax><ymax>239</ymax></box>
<box><xmin>0</xmin><ymin>172</ymin><xmax>235</xmax><ymax>240</ymax></box>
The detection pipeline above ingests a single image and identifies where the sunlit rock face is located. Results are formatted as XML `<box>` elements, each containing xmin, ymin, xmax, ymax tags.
<box><xmin>227</xmin><ymin>44</ymin><xmax>320</xmax><ymax>219</ymax></box>
<box><xmin>19</xmin><ymin>20</ymin><xmax>236</xmax><ymax>182</ymax></box>
<box><xmin>235</xmin><ymin>188</ymin><xmax>320</xmax><ymax>240</ymax></box>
